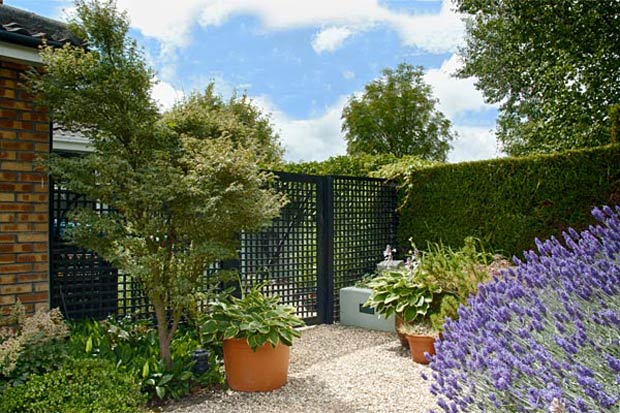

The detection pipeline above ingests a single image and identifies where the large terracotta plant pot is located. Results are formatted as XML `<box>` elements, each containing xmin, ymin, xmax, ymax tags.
<box><xmin>395</xmin><ymin>315</ymin><xmax>409</xmax><ymax>347</ymax></box>
<box><xmin>406</xmin><ymin>334</ymin><xmax>437</xmax><ymax>364</ymax></box>
<box><xmin>223</xmin><ymin>338</ymin><xmax>290</xmax><ymax>392</ymax></box>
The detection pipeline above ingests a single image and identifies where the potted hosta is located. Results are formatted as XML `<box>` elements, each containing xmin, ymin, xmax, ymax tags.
<box><xmin>201</xmin><ymin>284</ymin><xmax>304</xmax><ymax>392</ymax></box>
<box><xmin>365</xmin><ymin>269</ymin><xmax>439</xmax><ymax>347</ymax></box>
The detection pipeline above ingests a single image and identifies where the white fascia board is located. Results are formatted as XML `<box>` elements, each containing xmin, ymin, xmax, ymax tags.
<box><xmin>53</xmin><ymin>133</ymin><xmax>93</xmax><ymax>153</ymax></box>
<box><xmin>0</xmin><ymin>41</ymin><xmax>41</xmax><ymax>64</ymax></box>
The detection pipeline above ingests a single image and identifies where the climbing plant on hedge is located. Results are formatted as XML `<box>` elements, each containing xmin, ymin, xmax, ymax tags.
<box><xmin>281</xmin><ymin>153</ymin><xmax>436</xmax><ymax>178</ymax></box>
<box><xmin>398</xmin><ymin>145</ymin><xmax>620</xmax><ymax>257</ymax></box>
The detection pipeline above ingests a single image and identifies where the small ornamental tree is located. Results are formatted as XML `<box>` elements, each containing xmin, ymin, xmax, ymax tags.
<box><xmin>164</xmin><ymin>84</ymin><xmax>283</xmax><ymax>168</ymax></box>
<box><xmin>428</xmin><ymin>206</ymin><xmax>620</xmax><ymax>412</ymax></box>
<box><xmin>28</xmin><ymin>0</ymin><xmax>285</xmax><ymax>368</ymax></box>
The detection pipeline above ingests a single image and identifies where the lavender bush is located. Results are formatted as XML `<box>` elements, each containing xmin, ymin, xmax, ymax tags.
<box><xmin>428</xmin><ymin>206</ymin><xmax>620</xmax><ymax>413</ymax></box>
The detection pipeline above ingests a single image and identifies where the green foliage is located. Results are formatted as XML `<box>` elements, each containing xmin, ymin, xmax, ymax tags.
<box><xmin>398</xmin><ymin>145</ymin><xmax>620</xmax><ymax>257</ymax></box>
<box><xmin>365</xmin><ymin>270</ymin><xmax>440</xmax><ymax>323</ymax></box>
<box><xmin>0</xmin><ymin>303</ymin><xmax>69</xmax><ymax>390</ymax></box>
<box><xmin>610</xmin><ymin>104</ymin><xmax>620</xmax><ymax>144</ymax></box>
<box><xmin>201</xmin><ymin>285</ymin><xmax>305</xmax><ymax>350</ymax></box>
<box><xmin>163</xmin><ymin>84</ymin><xmax>283</xmax><ymax>168</ymax></box>
<box><xmin>415</xmin><ymin>237</ymin><xmax>500</xmax><ymax>302</ymax></box>
<box><xmin>280</xmin><ymin>153</ymin><xmax>436</xmax><ymax>178</ymax></box>
<box><xmin>342</xmin><ymin>62</ymin><xmax>455</xmax><ymax>161</ymax></box>
<box><xmin>429</xmin><ymin>295</ymin><xmax>460</xmax><ymax>333</ymax></box>
<box><xmin>456</xmin><ymin>0</ymin><xmax>620</xmax><ymax>156</ymax></box>
<box><xmin>0</xmin><ymin>358</ymin><xmax>146</xmax><ymax>413</ymax></box>
<box><xmin>367</xmin><ymin>238</ymin><xmax>508</xmax><ymax>332</ymax></box>
<box><xmin>27</xmin><ymin>0</ymin><xmax>285</xmax><ymax>368</ymax></box>
<box><xmin>68</xmin><ymin>317</ymin><xmax>221</xmax><ymax>400</ymax></box>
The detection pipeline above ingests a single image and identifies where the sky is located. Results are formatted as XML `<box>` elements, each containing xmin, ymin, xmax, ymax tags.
<box><xmin>14</xmin><ymin>0</ymin><xmax>501</xmax><ymax>163</ymax></box>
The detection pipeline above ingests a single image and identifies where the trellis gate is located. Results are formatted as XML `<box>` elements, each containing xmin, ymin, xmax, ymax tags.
<box><xmin>50</xmin><ymin>172</ymin><xmax>398</xmax><ymax>324</ymax></box>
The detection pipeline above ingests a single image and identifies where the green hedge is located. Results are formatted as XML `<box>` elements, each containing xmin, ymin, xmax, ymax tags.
<box><xmin>399</xmin><ymin>145</ymin><xmax>620</xmax><ymax>257</ymax></box>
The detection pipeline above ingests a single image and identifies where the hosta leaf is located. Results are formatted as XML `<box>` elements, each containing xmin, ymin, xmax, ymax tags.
<box><xmin>202</xmin><ymin>320</ymin><xmax>219</xmax><ymax>334</ymax></box>
<box><xmin>159</xmin><ymin>374</ymin><xmax>173</xmax><ymax>386</ymax></box>
<box><xmin>384</xmin><ymin>293</ymin><xmax>399</xmax><ymax>304</ymax></box>
<box><xmin>155</xmin><ymin>386</ymin><xmax>166</xmax><ymax>399</ymax></box>
<box><xmin>223</xmin><ymin>325</ymin><xmax>239</xmax><ymax>340</ymax></box>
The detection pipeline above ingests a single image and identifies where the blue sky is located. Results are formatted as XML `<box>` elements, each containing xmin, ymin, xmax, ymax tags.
<box><xmin>15</xmin><ymin>0</ymin><xmax>499</xmax><ymax>162</ymax></box>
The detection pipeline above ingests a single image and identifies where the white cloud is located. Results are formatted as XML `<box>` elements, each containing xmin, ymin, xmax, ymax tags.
<box><xmin>448</xmin><ymin>126</ymin><xmax>501</xmax><ymax>163</ymax></box>
<box><xmin>253</xmin><ymin>95</ymin><xmax>348</xmax><ymax>162</ymax></box>
<box><xmin>116</xmin><ymin>0</ymin><xmax>464</xmax><ymax>54</ymax></box>
<box><xmin>424</xmin><ymin>54</ymin><xmax>495</xmax><ymax>118</ymax></box>
<box><xmin>387</xmin><ymin>1</ymin><xmax>463</xmax><ymax>53</ymax></box>
<box><xmin>312</xmin><ymin>27</ymin><xmax>354</xmax><ymax>54</ymax></box>
<box><xmin>342</xmin><ymin>70</ymin><xmax>355</xmax><ymax>80</ymax></box>
<box><xmin>152</xmin><ymin>79</ymin><xmax>184</xmax><ymax>111</ymax></box>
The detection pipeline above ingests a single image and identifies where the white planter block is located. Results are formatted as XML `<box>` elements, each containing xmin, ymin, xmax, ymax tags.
<box><xmin>339</xmin><ymin>286</ymin><xmax>395</xmax><ymax>332</ymax></box>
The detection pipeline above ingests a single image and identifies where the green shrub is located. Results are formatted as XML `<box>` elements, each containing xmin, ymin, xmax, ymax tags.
<box><xmin>0</xmin><ymin>358</ymin><xmax>146</xmax><ymax>413</ymax></box>
<box><xmin>0</xmin><ymin>302</ymin><xmax>69</xmax><ymax>390</ymax></box>
<box><xmin>68</xmin><ymin>317</ymin><xmax>222</xmax><ymax>400</ymax></box>
<box><xmin>398</xmin><ymin>144</ymin><xmax>620</xmax><ymax>257</ymax></box>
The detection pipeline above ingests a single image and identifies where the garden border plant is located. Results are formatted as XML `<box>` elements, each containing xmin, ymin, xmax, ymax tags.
<box><xmin>429</xmin><ymin>205</ymin><xmax>620</xmax><ymax>412</ymax></box>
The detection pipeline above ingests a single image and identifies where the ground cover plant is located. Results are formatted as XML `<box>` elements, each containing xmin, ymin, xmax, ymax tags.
<box><xmin>429</xmin><ymin>206</ymin><xmax>620</xmax><ymax>412</ymax></box>
<box><xmin>69</xmin><ymin>317</ymin><xmax>222</xmax><ymax>400</ymax></box>
<box><xmin>0</xmin><ymin>358</ymin><xmax>146</xmax><ymax>413</ymax></box>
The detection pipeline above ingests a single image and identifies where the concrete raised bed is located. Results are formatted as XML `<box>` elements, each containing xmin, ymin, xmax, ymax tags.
<box><xmin>339</xmin><ymin>286</ymin><xmax>395</xmax><ymax>332</ymax></box>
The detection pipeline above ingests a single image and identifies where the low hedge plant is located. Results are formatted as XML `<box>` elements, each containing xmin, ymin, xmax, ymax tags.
<box><xmin>0</xmin><ymin>358</ymin><xmax>146</xmax><ymax>413</ymax></box>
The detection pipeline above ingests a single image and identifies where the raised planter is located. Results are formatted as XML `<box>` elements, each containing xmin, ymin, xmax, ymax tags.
<box><xmin>339</xmin><ymin>286</ymin><xmax>395</xmax><ymax>332</ymax></box>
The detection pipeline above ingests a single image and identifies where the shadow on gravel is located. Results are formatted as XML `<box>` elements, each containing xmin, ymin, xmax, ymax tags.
<box><xmin>161</xmin><ymin>375</ymin><xmax>363</xmax><ymax>413</ymax></box>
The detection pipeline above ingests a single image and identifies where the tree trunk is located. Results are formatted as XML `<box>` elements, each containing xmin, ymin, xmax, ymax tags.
<box><xmin>153</xmin><ymin>295</ymin><xmax>173</xmax><ymax>370</ymax></box>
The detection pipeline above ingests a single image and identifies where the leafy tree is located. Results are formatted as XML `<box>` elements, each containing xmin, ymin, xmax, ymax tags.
<box><xmin>164</xmin><ymin>84</ymin><xmax>283</xmax><ymax>168</ymax></box>
<box><xmin>456</xmin><ymin>0</ymin><xmax>620</xmax><ymax>156</ymax></box>
<box><xmin>28</xmin><ymin>0</ymin><xmax>285</xmax><ymax>368</ymax></box>
<box><xmin>341</xmin><ymin>63</ymin><xmax>455</xmax><ymax>162</ymax></box>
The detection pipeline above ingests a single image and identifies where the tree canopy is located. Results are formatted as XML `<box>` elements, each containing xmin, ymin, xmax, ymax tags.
<box><xmin>456</xmin><ymin>0</ymin><xmax>620</xmax><ymax>156</ymax></box>
<box><xmin>163</xmin><ymin>85</ymin><xmax>283</xmax><ymax>168</ymax></box>
<box><xmin>341</xmin><ymin>63</ymin><xmax>455</xmax><ymax>162</ymax></box>
<box><xmin>29</xmin><ymin>0</ymin><xmax>285</xmax><ymax>367</ymax></box>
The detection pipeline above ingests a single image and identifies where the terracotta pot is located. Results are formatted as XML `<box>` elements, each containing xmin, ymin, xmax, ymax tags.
<box><xmin>406</xmin><ymin>334</ymin><xmax>437</xmax><ymax>364</ymax></box>
<box><xmin>395</xmin><ymin>315</ymin><xmax>409</xmax><ymax>347</ymax></box>
<box><xmin>223</xmin><ymin>338</ymin><xmax>290</xmax><ymax>392</ymax></box>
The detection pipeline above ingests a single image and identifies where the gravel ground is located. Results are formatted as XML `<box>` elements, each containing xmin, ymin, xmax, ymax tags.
<box><xmin>162</xmin><ymin>324</ymin><xmax>437</xmax><ymax>413</ymax></box>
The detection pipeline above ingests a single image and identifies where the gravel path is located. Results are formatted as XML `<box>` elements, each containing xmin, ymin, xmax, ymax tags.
<box><xmin>163</xmin><ymin>324</ymin><xmax>437</xmax><ymax>413</ymax></box>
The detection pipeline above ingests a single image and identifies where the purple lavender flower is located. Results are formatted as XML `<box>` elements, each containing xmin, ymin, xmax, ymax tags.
<box><xmin>428</xmin><ymin>206</ymin><xmax>620</xmax><ymax>412</ymax></box>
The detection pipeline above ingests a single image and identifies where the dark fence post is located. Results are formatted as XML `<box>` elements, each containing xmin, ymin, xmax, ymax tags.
<box><xmin>317</xmin><ymin>176</ymin><xmax>334</xmax><ymax>324</ymax></box>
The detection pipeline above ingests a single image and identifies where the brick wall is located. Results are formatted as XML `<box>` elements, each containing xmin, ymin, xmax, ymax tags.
<box><xmin>0</xmin><ymin>59</ymin><xmax>49</xmax><ymax>315</ymax></box>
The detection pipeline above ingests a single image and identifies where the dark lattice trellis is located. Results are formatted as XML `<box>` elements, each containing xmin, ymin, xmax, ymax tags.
<box><xmin>50</xmin><ymin>172</ymin><xmax>397</xmax><ymax>324</ymax></box>
<box><xmin>240</xmin><ymin>173</ymin><xmax>321</xmax><ymax>324</ymax></box>
<box><xmin>331</xmin><ymin>176</ymin><xmax>398</xmax><ymax>321</ymax></box>
<box><xmin>50</xmin><ymin>186</ymin><xmax>119</xmax><ymax>319</ymax></box>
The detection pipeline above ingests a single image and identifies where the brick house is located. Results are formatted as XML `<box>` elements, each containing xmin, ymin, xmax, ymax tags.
<box><xmin>0</xmin><ymin>3</ymin><xmax>84</xmax><ymax>315</ymax></box>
